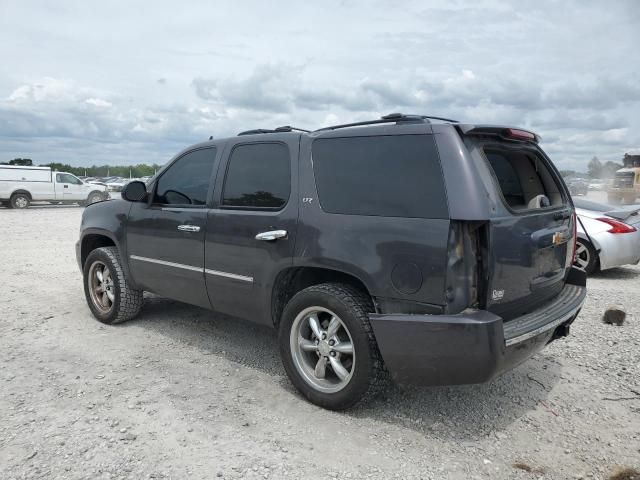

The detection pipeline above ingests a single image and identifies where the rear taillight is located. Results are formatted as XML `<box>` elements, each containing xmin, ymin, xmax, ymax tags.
<box><xmin>445</xmin><ymin>222</ymin><xmax>481</xmax><ymax>313</ymax></box>
<box><xmin>597</xmin><ymin>217</ymin><xmax>637</xmax><ymax>234</ymax></box>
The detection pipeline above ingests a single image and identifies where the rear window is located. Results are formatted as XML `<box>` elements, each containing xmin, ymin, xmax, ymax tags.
<box><xmin>312</xmin><ymin>135</ymin><xmax>448</xmax><ymax>218</ymax></box>
<box><xmin>484</xmin><ymin>147</ymin><xmax>565</xmax><ymax>210</ymax></box>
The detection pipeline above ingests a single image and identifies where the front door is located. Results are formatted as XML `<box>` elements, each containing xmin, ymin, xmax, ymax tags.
<box><xmin>205</xmin><ymin>137</ymin><xmax>299</xmax><ymax>324</ymax></box>
<box><xmin>126</xmin><ymin>147</ymin><xmax>219</xmax><ymax>309</ymax></box>
<box><xmin>55</xmin><ymin>173</ymin><xmax>85</xmax><ymax>201</ymax></box>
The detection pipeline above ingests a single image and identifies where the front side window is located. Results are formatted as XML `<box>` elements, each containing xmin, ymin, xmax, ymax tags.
<box><xmin>154</xmin><ymin>148</ymin><xmax>216</xmax><ymax>205</ymax></box>
<box><xmin>312</xmin><ymin>134</ymin><xmax>448</xmax><ymax>218</ymax></box>
<box><xmin>222</xmin><ymin>143</ymin><xmax>290</xmax><ymax>209</ymax></box>
<box><xmin>57</xmin><ymin>173</ymin><xmax>82</xmax><ymax>185</ymax></box>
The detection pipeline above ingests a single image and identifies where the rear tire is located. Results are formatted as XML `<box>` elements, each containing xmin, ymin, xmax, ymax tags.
<box><xmin>83</xmin><ymin>246</ymin><xmax>144</xmax><ymax>324</ymax></box>
<box><xmin>278</xmin><ymin>283</ymin><xmax>386</xmax><ymax>410</ymax></box>
<box><xmin>574</xmin><ymin>239</ymin><xmax>598</xmax><ymax>275</ymax></box>
<box><xmin>10</xmin><ymin>193</ymin><xmax>30</xmax><ymax>209</ymax></box>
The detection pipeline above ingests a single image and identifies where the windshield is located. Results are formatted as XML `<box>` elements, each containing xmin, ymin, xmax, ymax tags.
<box><xmin>613</xmin><ymin>171</ymin><xmax>635</xmax><ymax>188</ymax></box>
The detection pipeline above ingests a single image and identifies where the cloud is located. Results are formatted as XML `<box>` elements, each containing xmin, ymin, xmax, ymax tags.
<box><xmin>192</xmin><ymin>65</ymin><xmax>638</xmax><ymax>128</ymax></box>
<box><xmin>193</xmin><ymin>64</ymin><xmax>302</xmax><ymax>113</ymax></box>
<box><xmin>0</xmin><ymin>0</ymin><xmax>639</xmax><ymax>171</ymax></box>
<box><xmin>85</xmin><ymin>98</ymin><xmax>112</xmax><ymax>108</ymax></box>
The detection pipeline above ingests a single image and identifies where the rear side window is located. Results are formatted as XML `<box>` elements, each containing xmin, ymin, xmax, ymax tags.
<box><xmin>484</xmin><ymin>148</ymin><xmax>564</xmax><ymax>210</ymax></box>
<box><xmin>312</xmin><ymin>135</ymin><xmax>447</xmax><ymax>218</ymax></box>
<box><xmin>222</xmin><ymin>143</ymin><xmax>290</xmax><ymax>209</ymax></box>
<box><xmin>155</xmin><ymin>148</ymin><xmax>216</xmax><ymax>205</ymax></box>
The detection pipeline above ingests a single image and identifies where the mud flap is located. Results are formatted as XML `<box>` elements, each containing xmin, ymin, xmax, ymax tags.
<box><xmin>566</xmin><ymin>266</ymin><xmax>587</xmax><ymax>287</ymax></box>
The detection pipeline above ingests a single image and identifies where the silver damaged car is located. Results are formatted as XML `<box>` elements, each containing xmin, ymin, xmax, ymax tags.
<box><xmin>573</xmin><ymin>198</ymin><xmax>640</xmax><ymax>274</ymax></box>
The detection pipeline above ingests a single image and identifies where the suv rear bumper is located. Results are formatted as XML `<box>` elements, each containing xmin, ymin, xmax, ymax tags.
<box><xmin>369</xmin><ymin>279</ymin><xmax>586</xmax><ymax>386</ymax></box>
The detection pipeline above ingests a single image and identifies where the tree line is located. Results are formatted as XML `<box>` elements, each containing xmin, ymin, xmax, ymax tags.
<box><xmin>0</xmin><ymin>158</ymin><xmax>163</xmax><ymax>178</ymax></box>
<box><xmin>2</xmin><ymin>155</ymin><xmax>629</xmax><ymax>180</ymax></box>
<box><xmin>586</xmin><ymin>157</ymin><xmax>623</xmax><ymax>179</ymax></box>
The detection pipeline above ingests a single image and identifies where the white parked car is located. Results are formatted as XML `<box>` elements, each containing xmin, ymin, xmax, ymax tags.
<box><xmin>0</xmin><ymin>165</ymin><xmax>109</xmax><ymax>209</ymax></box>
<box><xmin>573</xmin><ymin>198</ymin><xmax>640</xmax><ymax>274</ymax></box>
<box><xmin>105</xmin><ymin>177</ymin><xmax>130</xmax><ymax>192</ymax></box>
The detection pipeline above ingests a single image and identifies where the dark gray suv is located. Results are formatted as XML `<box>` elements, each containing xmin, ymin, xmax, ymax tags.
<box><xmin>76</xmin><ymin>113</ymin><xmax>587</xmax><ymax>410</ymax></box>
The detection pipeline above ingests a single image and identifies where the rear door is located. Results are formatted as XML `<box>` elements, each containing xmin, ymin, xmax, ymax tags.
<box><xmin>126</xmin><ymin>147</ymin><xmax>219</xmax><ymax>309</ymax></box>
<box><xmin>204</xmin><ymin>135</ymin><xmax>299</xmax><ymax>324</ymax></box>
<box><xmin>466</xmin><ymin>138</ymin><xmax>574</xmax><ymax>319</ymax></box>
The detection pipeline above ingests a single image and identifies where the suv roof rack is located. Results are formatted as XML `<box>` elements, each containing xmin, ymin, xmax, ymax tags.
<box><xmin>237</xmin><ymin>125</ymin><xmax>310</xmax><ymax>136</ymax></box>
<box><xmin>314</xmin><ymin>113</ymin><xmax>459</xmax><ymax>132</ymax></box>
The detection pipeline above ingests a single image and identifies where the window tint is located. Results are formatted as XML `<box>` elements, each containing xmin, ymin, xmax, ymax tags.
<box><xmin>155</xmin><ymin>148</ymin><xmax>216</xmax><ymax>205</ymax></box>
<box><xmin>312</xmin><ymin>135</ymin><xmax>447</xmax><ymax>218</ymax></box>
<box><xmin>222</xmin><ymin>143</ymin><xmax>290</xmax><ymax>209</ymax></box>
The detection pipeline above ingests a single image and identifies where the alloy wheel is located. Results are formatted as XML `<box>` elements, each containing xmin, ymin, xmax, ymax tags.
<box><xmin>290</xmin><ymin>306</ymin><xmax>355</xmax><ymax>393</ymax></box>
<box><xmin>88</xmin><ymin>261</ymin><xmax>115</xmax><ymax>313</ymax></box>
<box><xmin>574</xmin><ymin>241</ymin><xmax>590</xmax><ymax>271</ymax></box>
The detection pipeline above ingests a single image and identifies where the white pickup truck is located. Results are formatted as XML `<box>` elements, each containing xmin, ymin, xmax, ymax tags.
<box><xmin>0</xmin><ymin>165</ymin><xmax>109</xmax><ymax>209</ymax></box>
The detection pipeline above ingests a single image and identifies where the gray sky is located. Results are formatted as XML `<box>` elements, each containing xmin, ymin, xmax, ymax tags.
<box><xmin>1</xmin><ymin>0</ymin><xmax>639</xmax><ymax>171</ymax></box>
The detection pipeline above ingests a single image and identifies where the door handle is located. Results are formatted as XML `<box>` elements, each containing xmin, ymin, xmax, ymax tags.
<box><xmin>255</xmin><ymin>230</ymin><xmax>287</xmax><ymax>241</ymax></box>
<box><xmin>64</xmin><ymin>185</ymin><xmax>68</xmax><ymax>188</ymax></box>
<box><xmin>177</xmin><ymin>225</ymin><xmax>201</xmax><ymax>232</ymax></box>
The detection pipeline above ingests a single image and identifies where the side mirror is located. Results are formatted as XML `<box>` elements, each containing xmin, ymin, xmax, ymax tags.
<box><xmin>121</xmin><ymin>181</ymin><xmax>148</xmax><ymax>202</ymax></box>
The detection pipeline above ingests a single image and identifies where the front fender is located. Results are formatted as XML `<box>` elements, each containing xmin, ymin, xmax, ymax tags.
<box><xmin>79</xmin><ymin>199</ymin><xmax>136</xmax><ymax>287</ymax></box>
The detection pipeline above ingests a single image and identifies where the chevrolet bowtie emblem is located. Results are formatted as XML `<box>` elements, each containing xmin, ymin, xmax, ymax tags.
<box><xmin>552</xmin><ymin>232</ymin><xmax>567</xmax><ymax>245</ymax></box>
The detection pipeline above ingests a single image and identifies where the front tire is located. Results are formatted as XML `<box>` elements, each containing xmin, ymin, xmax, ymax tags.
<box><xmin>278</xmin><ymin>283</ymin><xmax>386</xmax><ymax>410</ymax></box>
<box><xmin>87</xmin><ymin>192</ymin><xmax>103</xmax><ymax>205</ymax></box>
<box><xmin>574</xmin><ymin>239</ymin><xmax>598</xmax><ymax>275</ymax></box>
<box><xmin>10</xmin><ymin>193</ymin><xmax>30</xmax><ymax>209</ymax></box>
<box><xmin>83</xmin><ymin>246</ymin><xmax>144</xmax><ymax>324</ymax></box>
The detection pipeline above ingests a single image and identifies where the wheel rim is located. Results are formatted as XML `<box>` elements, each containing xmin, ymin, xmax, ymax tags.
<box><xmin>89</xmin><ymin>194</ymin><xmax>100</xmax><ymax>204</ymax></box>
<box><xmin>290</xmin><ymin>306</ymin><xmax>355</xmax><ymax>394</ymax></box>
<box><xmin>88</xmin><ymin>261</ymin><xmax>115</xmax><ymax>313</ymax></box>
<box><xmin>574</xmin><ymin>241</ymin><xmax>590</xmax><ymax>271</ymax></box>
<box><xmin>15</xmin><ymin>196</ymin><xmax>28</xmax><ymax>208</ymax></box>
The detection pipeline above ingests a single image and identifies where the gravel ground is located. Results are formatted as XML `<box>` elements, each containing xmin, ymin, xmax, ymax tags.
<box><xmin>1</xmin><ymin>205</ymin><xmax>639</xmax><ymax>480</ymax></box>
